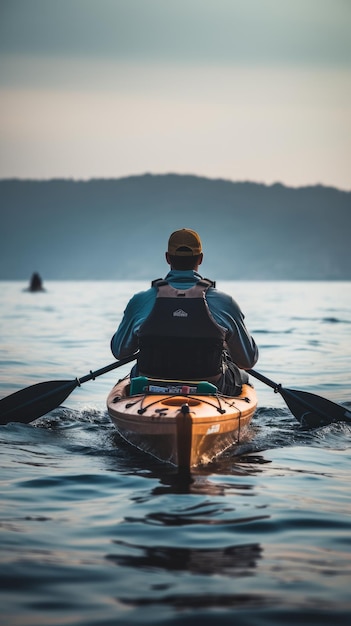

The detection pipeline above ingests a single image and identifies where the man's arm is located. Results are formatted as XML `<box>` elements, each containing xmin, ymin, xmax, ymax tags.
<box><xmin>207</xmin><ymin>290</ymin><xmax>259</xmax><ymax>369</ymax></box>
<box><xmin>110</xmin><ymin>289</ymin><xmax>156</xmax><ymax>359</ymax></box>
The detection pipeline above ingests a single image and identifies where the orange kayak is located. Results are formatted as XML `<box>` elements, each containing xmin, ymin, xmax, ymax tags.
<box><xmin>107</xmin><ymin>376</ymin><xmax>257</xmax><ymax>471</ymax></box>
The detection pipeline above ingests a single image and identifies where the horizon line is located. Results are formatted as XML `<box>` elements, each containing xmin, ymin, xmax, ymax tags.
<box><xmin>0</xmin><ymin>172</ymin><xmax>349</xmax><ymax>193</ymax></box>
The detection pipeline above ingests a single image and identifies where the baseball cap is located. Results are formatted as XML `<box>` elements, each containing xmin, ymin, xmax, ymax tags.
<box><xmin>167</xmin><ymin>229</ymin><xmax>202</xmax><ymax>256</ymax></box>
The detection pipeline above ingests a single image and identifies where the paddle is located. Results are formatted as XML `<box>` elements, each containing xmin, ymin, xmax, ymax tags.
<box><xmin>0</xmin><ymin>354</ymin><xmax>137</xmax><ymax>425</ymax></box>
<box><xmin>248</xmin><ymin>368</ymin><xmax>351</xmax><ymax>428</ymax></box>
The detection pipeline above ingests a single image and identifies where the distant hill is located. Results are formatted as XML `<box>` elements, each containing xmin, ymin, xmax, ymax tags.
<box><xmin>0</xmin><ymin>174</ymin><xmax>350</xmax><ymax>280</ymax></box>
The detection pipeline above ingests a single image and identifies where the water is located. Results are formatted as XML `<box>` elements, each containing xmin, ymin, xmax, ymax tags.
<box><xmin>1</xmin><ymin>280</ymin><xmax>351</xmax><ymax>626</ymax></box>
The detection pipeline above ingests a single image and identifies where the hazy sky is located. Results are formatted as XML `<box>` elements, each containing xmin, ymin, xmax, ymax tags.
<box><xmin>1</xmin><ymin>0</ymin><xmax>350</xmax><ymax>189</ymax></box>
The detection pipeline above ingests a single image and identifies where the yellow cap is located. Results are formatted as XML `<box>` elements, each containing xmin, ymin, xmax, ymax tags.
<box><xmin>167</xmin><ymin>229</ymin><xmax>202</xmax><ymax>256</ymax></box>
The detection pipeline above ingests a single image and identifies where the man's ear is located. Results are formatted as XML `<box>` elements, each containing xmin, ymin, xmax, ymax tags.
<box><xmin>165</xmin><ymin>252</ymin><xmax>171</xmax><ymax>265</ymax></box>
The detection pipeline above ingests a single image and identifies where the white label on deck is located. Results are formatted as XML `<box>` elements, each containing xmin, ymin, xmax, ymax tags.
<box><xmin>207</xmin><ymin>424</ymin><xmax>220</xmax><ymax>434</ymax></box>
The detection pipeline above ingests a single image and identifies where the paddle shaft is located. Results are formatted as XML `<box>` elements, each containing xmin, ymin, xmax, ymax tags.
<box><xmin>248</xmin><ymin>368</ymin><xmax>329</xmax><ymax>420</ymax></box>
<box><xmin>77</xmin><ymin>355</ymin><xmax>137</xmax><ymax>384</ymax></box>
<box><xmin>248</xmin><ymin>368</ymin><xmax>350</xmax><ymax>426</ymax></box>
<box><xmin>248</xmin><ymin>369</ymin><xmax>281</xmax><ymax>391</ymax></box>
<box><xmin>0</xmin><ymin>353</ymin><xmax>137</xmax><ymax>424</ymax></box>
<box><xmin>2</xmin><ymin>354</ymin><xmax>349</xmax><ymax>428</ymax></box>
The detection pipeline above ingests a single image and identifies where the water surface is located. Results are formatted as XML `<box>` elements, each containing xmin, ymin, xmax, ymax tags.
<box><xmin>1</xmin><ymin>281</ymin><xmax>350</xmax><ymax>625</ymax></box>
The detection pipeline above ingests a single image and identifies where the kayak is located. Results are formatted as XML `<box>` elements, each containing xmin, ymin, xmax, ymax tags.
<box><xmin>107</xmin><ymin>375</ymin><xmax>257</xmax><ymax>471</ymax></box>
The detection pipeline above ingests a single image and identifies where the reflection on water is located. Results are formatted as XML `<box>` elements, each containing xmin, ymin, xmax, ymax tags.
<box><xmin>107</xmin><ymin>540</ymin><xmax>263</xmax><ymax>576</ymax></box>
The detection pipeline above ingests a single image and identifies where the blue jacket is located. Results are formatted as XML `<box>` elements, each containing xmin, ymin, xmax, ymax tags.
<box><xmin>111</xmin><ymin>270</ymin><xmax>259</xmax><ymax>369</ymax></box>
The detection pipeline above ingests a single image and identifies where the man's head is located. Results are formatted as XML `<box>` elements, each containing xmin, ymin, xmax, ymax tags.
<box><xmin>166</xmin><ymin>228</ymin><xmax>203</xmax><ymax>270</ymax></box>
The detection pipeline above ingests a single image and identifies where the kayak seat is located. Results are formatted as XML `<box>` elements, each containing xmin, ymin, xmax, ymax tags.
<box><xmin>130</xmin><ymin>376</ymin><xmax>217</xmax><ymax>396</ymax></box>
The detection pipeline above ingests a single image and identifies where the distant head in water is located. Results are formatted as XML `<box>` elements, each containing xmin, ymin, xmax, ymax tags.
<box><xmin>29</xmin><ymin>272</ymin><xmax>44</xmax><ymax>292</ymax></box>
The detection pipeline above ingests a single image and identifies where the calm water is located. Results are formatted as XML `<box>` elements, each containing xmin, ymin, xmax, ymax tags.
<box><xmin>1</xmin><ymin>281</ymin><xmax>351</xmax><ymax>626</ymax></box>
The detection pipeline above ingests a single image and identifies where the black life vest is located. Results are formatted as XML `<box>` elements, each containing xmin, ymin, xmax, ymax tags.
<box><xmin>137</xmin><ymin>278</ymin><xmax>227</xmax><ymax>379</ymax></box>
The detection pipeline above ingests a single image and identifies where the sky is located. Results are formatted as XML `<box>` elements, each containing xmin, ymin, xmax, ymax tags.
<box><xmin>0</xmin><ymin>0</ymin><xmax>350</xmax><ymax>190</ymax></box>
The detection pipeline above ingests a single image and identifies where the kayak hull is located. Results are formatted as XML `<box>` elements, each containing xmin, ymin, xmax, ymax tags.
<box><xmin>107</xmin><ymin>377</ymin><xmax>257</xmax><ymax>470</ymax></box>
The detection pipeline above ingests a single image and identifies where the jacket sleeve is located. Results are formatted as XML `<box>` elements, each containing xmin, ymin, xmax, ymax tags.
<box><xmin>110</xmin><ymin>297</ymin><xmax>140</xmax><ymax>359</ymax></box>
<box><xmin>110</xmin><ymin>289</ymin><xmax>156</xmax><ymax>359</ymax></box>
<box><xmin>208</xmin><ymin>291</ymin><xmax>259</xmax><ymax>369</ymax></box>
<box><xmin>224</xmin><ymin>315</ymin><xmax>259</xmax><ymax>369</ymax></box>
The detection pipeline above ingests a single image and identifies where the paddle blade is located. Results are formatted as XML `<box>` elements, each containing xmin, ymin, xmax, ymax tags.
<box><xmin>0</xmin><ymin>379</ymin><xmax>78</xmax><ymax>425</ymax></box>
<box><xmin>279</xmin><ymin>387</ymin><xmax>351</xmax><ymax>428</ymax></box>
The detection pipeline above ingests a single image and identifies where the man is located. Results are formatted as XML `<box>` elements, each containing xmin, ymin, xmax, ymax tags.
<box><xmin>111</xmin><ymin>228</ymin><xmax>258</xmax><ymax>395</ymax></box>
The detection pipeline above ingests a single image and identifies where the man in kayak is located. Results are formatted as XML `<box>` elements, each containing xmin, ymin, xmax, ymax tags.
<box><xmin>111</xmin><ymin>228</ymin><xmax>258</xmax><ymax>395</ymax></box>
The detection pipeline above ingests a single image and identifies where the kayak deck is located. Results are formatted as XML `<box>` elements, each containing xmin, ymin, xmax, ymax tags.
<box><xmin>107</xmin><ymin>376</ymin><xmax>257</xmax><ymax>470</ymax></box>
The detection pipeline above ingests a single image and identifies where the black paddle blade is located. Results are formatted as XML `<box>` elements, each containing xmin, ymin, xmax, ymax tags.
<box><xmin>0</xmin><ymin>379</ymin><xmax>78</xmax><ymax>425</ymax></box>
<box><xmin>279</xmin><ymin>387</ymin><xmax>351</xmax><ymax>428</ymax></box>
